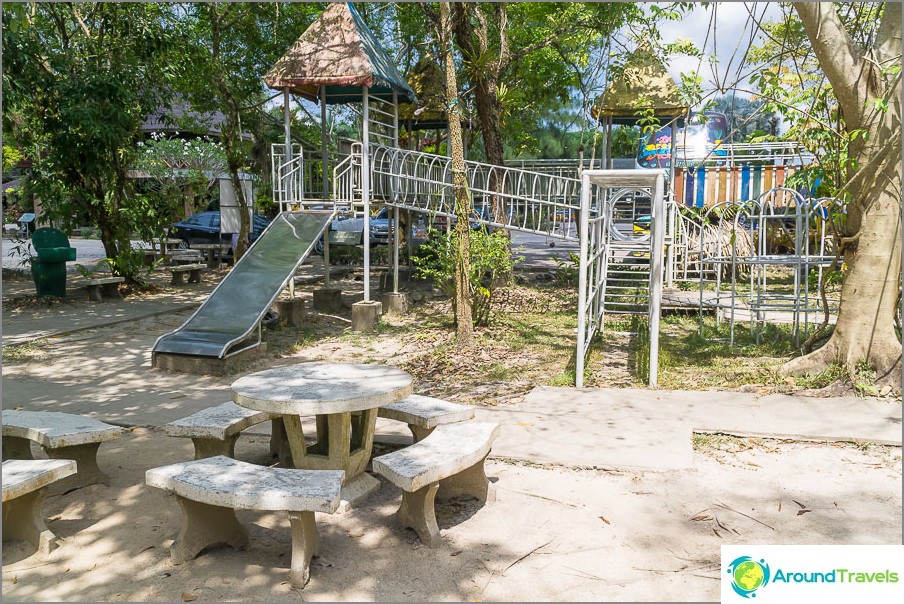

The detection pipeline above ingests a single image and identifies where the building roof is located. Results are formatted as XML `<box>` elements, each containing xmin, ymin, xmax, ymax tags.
<box><xmin>263</xmin><ymin>2</ymin><xmax>416</xmax><ymax>104</ymax></box>
<box><xmin>592</xmin><ymin>43</ymin><xmax>688</xmax><ymax>126</ymax></box>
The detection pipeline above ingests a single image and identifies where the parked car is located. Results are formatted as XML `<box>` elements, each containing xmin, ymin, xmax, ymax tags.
<box><xmin>170</xmin><ymin>211</ymin><xmax>271</xmax><ymax>250</ymax></box>
<box><xmin>312</xmin><ymin>207</ymin><xmax>429</xmax><ymax>255</ymax></box>
<box><xmin>431</xmin><ymin>203</ymin><xmax>500</xmax><ymax>233</ymax></box>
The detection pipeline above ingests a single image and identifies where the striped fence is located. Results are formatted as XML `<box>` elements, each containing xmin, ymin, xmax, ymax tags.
<box><xmin>675</xmin><ymin>165</ymin><xmax>800</xmax><ymax>207</ymax></box>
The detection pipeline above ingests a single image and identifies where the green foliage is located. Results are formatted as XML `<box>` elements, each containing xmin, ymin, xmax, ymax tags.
<box><xmin>554</xmin><ymin>251</ymin><xmax>580</xmax><ymax>286</ymax></box>
<box><xmin>413</xmin><ymin>229</ymin><xmax>522</xmax><ymax>326</ymax></box>
<box><xmin>3</xmin><ymin>3</ymin><xmax>180</xmax><ymax>276</ymax></box>
<box><xmin>744</xmin><ymin>6</ymin><xmax>887</xmax><ymax>198</ymax></box>
<box><xmin>2</xmin><ymin>145</ymin><xmax>24</xmax><ymax>172</ymax></box>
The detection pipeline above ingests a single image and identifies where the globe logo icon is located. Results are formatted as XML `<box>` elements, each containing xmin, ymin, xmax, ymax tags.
<box><xmin>727</xmin><ymin>556</ymin><xmax>770</xmax><ymax>598</ymax></box>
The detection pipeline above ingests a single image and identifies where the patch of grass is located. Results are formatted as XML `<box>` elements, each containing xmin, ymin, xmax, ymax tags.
<box><xmin>793</xmin><ymin>364</ymin><xmax>847</xmax><ymax>390</ymax></box>
<box><xmin>2</xmin><ymin>339</ymin><xmax>51</xmax><ymax>364</ymax></box>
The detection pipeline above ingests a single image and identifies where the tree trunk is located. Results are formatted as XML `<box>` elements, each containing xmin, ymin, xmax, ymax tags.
<box><xmin>439</xmin><ymin>1</ymin><xmax>474</xmax><ymax>347</ymax></box>
<box><xmin>784</xmin><ymin>3</ymin><xmax>902</xmax><ymax>389</ymax></box>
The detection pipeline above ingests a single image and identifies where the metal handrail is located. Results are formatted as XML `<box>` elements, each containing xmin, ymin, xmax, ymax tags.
<box><xmin>369</xmin><ymin>144</ymin><xmax>584</xmax><ymax>240</ymax></box>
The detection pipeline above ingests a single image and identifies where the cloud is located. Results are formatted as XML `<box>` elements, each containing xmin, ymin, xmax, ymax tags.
<box><xmin>656</xmin><ymin>2</ymin><xmax>785</xmax><ymax>98</ymax></box>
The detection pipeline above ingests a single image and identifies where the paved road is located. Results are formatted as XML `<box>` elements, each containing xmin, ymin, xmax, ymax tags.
<box><xmin>2</xmin><ymin>233</ymin><xmax>579</xmax><ymax>273</ymax></box>
<box><xmin>1</xmin><ymin>237</ymin><xmax>143</xmax><ymax>273</ymax></box>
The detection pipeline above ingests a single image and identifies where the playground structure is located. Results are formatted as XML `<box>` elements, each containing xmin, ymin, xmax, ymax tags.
<box><xmin>154</xmin><ymin>2</ymin><xmax>840</xmax><ymax>387</ymax></box>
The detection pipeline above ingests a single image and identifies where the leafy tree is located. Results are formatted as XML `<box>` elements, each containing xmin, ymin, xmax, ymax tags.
<box><xmin>172</xmin><ymin>2</ymin><xmax>324</xmax><ymax>259</ymax></box>
<box><xmin>2</xmin><ymin>3</ymin><xmax>179</xmax><ymax>279</ymax></box>
<box><xmin>768</xmin><ymin>3</ymin><xmax>902</xmax><ymax>387</ymax></box>
<box><xmin>422</xmin><ymin>1</ymin><xmax>475</xmax><ymax>346</ymax></box>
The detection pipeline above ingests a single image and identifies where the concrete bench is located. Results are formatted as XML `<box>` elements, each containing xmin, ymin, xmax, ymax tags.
<box><xmin>2</xmin><ymin>410</ymin><xmax>122</xmax><ymax>490</ymax></box>
<box><xmin>164</xmin><ymin>401</ymin><xmax>288</xmax><ymax>461</ymax></box>
<box><xmin>372</xmin><ymin>422</ymin><xmax>499</xmax><ymax>547</ymax></box>
<box><xmin>146</xmin><ymin>455</ymin><xmax>343</xmax><ymax>588</ymax></box>
<box><xmin>168</xmin><ymin>250</ymin><xmax>204</xmax><ymax>265</ymax></box>
<box><xmin>168</xmin><ymin>263</ymin><xmax>205</xmax><ymax>285</ymax></box>
<box><xmin>3</xmin><ymin>459</ymin><xmax>78</xmax><ymax>555</ymax></box>
<box><xmin>84</xmin><ymin>276</ymin><xmax>125</xmax><ymax>302</ymax></box>
<box><xmin>378</xmin><ymin>395</ymin><xmax>475</xmax><ymax>442</ymax></box>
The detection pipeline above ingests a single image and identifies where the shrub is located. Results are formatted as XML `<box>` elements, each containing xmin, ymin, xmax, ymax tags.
<box><xmin>412</xmin><ymin>228</ymin><xmax>522</xmax><ymax>326</ymax></box>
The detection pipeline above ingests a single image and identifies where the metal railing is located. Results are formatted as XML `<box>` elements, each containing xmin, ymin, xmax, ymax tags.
<box><xmin>673</xmin><ymin>141</ymin><xmax>814</xmax><ymax>167</ymax></box>
<box><xmin>369</xmin><ymin>144</ymin><xmax>584</xmax><ymax>241</ymax></box>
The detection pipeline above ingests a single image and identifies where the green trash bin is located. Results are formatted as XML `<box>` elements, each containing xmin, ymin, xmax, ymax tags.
<box><xmin>31</xmin><ymin>227</ymin><xmax>77</xmax><ymax>297</ymax></box>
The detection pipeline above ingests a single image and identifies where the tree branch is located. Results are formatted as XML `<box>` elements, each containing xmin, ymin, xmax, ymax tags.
<box><xmin>792</xmin><ymin>2</ymin><xmax>865</xmax><ymax>122</ymax></box>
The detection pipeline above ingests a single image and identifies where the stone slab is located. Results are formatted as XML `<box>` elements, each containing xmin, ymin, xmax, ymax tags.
<box><xmin>2</xmin><ymin>459</ymin><xmax>77</xmax><ymax>502</ymax></box>
<box><xmin>231</xmin><ymin>362</ymin><xmax>413</xmax><ymax>416</ymax></box>
<box><xmin>2</xmin><ymin>410</ymin><xmax>122</xmax><ymax>448</ymax></box>
<box><xmin>145</xmin><ymin>455</ymin><xmax>343</xmax><ymax>513</ymax></box>
<box><xmin>84</xmin><ymin>277</ymin><xmax>125</xmax><ymax>286</ymax></box>
<box><xmin>378</xmin><ymin>395</ymin><xmax>475</xmax><ymax>429</ymax></box>
<box><xmin>478</xmin><ymin>386</ymin><xmax>902</xmax><ymax>472</ymax></box>
<box><xmin>164</xmin><ymin>402</ymin><xmax>277</xmax><ymax>440</ymax></box>
<box><xmin>372</xmin><ymin>422</ymin><xmax>500</xmax><ymax>492</ymax></box>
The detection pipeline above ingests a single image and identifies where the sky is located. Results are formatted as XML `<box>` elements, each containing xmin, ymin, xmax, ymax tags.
<box><xmin>657</xmin><ymin>2</ymin><xmax>786</xmax><ymax>100</ymax></box>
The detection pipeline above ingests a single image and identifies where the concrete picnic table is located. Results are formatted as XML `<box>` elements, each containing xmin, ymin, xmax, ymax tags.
<box><xmin>231</xmin><ymin>362</ymin><xmax>413</xmax><ymax>507</ymax></box>
<box><xmin>189</xmin><ymin>243</ymin><xmax>230</xmax><ymax>268</ymax></box>
<box><xmin>148</xmin><ymin>238</ymin><xmax>185</xmax><ymax>256</ymax></box>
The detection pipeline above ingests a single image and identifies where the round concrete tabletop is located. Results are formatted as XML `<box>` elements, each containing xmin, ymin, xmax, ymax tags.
<box><xmin>231</xmin><ymin>362</ymin><xmax>414</xmax><ymax>416</ymax></box>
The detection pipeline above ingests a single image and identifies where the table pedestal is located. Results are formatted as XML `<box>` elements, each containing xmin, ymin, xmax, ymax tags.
<box><xmin>282</xmin><ymin>409</ymin><xmax>380</xmax><ymax>510</ymax></box>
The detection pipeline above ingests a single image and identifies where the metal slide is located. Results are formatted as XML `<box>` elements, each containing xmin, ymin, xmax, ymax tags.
<box><xmin>152</xmin><ymin>210</ymin><xmax>333</xmax><ymax>359</ymax></box>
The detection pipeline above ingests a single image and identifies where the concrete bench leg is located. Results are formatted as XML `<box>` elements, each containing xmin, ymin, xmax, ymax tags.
<box><xmin>288</xmin><ymin>511</ymin><xmax>318</xmax><ymax>588</ymax></box>
<box><xmin>2</xmin><ymin>435</ymin><xmax>35</xmax><ymax>459</ymax></box>
<box><xmin>269</xmin><ymin>419</ymin><xmax>294</xmax><ymax>466</ymax></box>
<box><xmin>188</xmin><ymin>269</ymin><xmax>202</xmax><ymax>283</ymax></box>
<box><xmin>44</xmin><ymin>443</ymin><xmax>109</xmax><ymax>489</ymax></box>
<box><xmin>437</xmin><ymin>454</ymin><xmax>494</xmax><ymax>504</ymax></box>
<box><xmin>409</xmin><ymin>425</ymin><xmax>434</xmax><ymax>444</ymax></box>
<box><xmin>2</xmin><ymin>489</ymin><xmax>59</xmax><ymax>556</ymax></box>
<box><xmin>86</xmin><ymin>285</ymin><xmax>104</xmax><ymax>303</ymax></box>
<box><xmin>191</xmin><ymin>436</ymin><xmax>238</xmax><ymax>460</ymax></box>
<box><xmin>396</xmin><ymin>482</ymin><xmax>441</xmax><ymax>548</ymax></box>
<box><xmin>171</xmin><ymin>272</ymin><xmax>187</xmax><ymax>286</ymax></box>
<box><xmin>101</xmin><ymin>283</ymin><xmax>122</xmax><ymax>299</ymax></box>
<box><xmin>170</xmin><ymin>496</ymin><xmax>249</xmax><ymax>565</ymax></box>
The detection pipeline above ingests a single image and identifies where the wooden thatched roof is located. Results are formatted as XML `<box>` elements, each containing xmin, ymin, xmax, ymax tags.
<box><xmin>398</xmin><ymin>55</ymin><xmax>449</xmax><ymax>130</ymax></box>
<box><xmin>264</xmin><ymin>2</ymin><xmax>415</xmax><ymax>104</ymax></box>
<box><xmin>592</xmin><ymin>43</ymin><xmax>688</xmax><ymax>126</ymax></box>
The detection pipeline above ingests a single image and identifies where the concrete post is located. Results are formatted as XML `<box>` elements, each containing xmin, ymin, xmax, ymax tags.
<box><xmin>351</xmin><ymin>300</ymin><xmax>382</xmax><ymax>332</ymax></box>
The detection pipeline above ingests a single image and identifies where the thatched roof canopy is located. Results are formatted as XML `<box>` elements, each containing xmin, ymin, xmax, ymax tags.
<box><xmin>592</xmin><ymin>43</ymin><xmax>688</xmax><ymax>126</ymax></box>
<box><xmin>264</xmin><ymin>2</ymin><xmax>416</xmax><ymax>104</ymax></box>
<box><xmin>398</xmin><ymin>55</ymin><xmax>449</xmax><ymax>130</ymax></box>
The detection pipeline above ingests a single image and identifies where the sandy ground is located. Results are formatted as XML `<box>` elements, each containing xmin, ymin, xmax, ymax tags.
<box><xmin>2</xmin><ymin>281</ymin><xmax>901</xmax><ymax>601</ymax></box>
<box><xmin>2</xmin><ymin>429</ymin><xmax>899</xmax><ymax>602</ymax></box>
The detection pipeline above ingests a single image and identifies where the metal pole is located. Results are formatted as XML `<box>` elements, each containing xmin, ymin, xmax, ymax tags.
<box><xmin>321</xmin><ymin>86</ymin><xmax>329</xmax><ymax>200</ymax></box>
<box><xmin>576</xmin><ymin>172</ymin><xmax>592</xmax><ymax>388</ymax></box>
<box><xmin>392</xmin><ymin>91</ymin><xmax>399</xmax><ymax>148</ymax></box>
<box><xmin>392</xmin><ymin>206</ymin><xmax>400</xmax><ymax>293</ymax></box>
<box><xmin>283</xmin><ymin>89</ymin><xmax>293</xmax><ymax>209</ymax></box>
<box><xmin>600</xmin><ymin>117</ymin><xmax>608</xmax><ymax>171</ymax></box>
<box><xmin>362</xmin><ymin>87</ymin><xmax>371</xmax><ymax>302</ymax></box>
<box><xmin>648</xmin><ymin>174</ymin><xmax>665</xmax><ymax>388</ymax></box>
<box><xmin>666</xmin><ymin>119</ymin><xmax>678</xmax><ymax>288</ymax></box>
